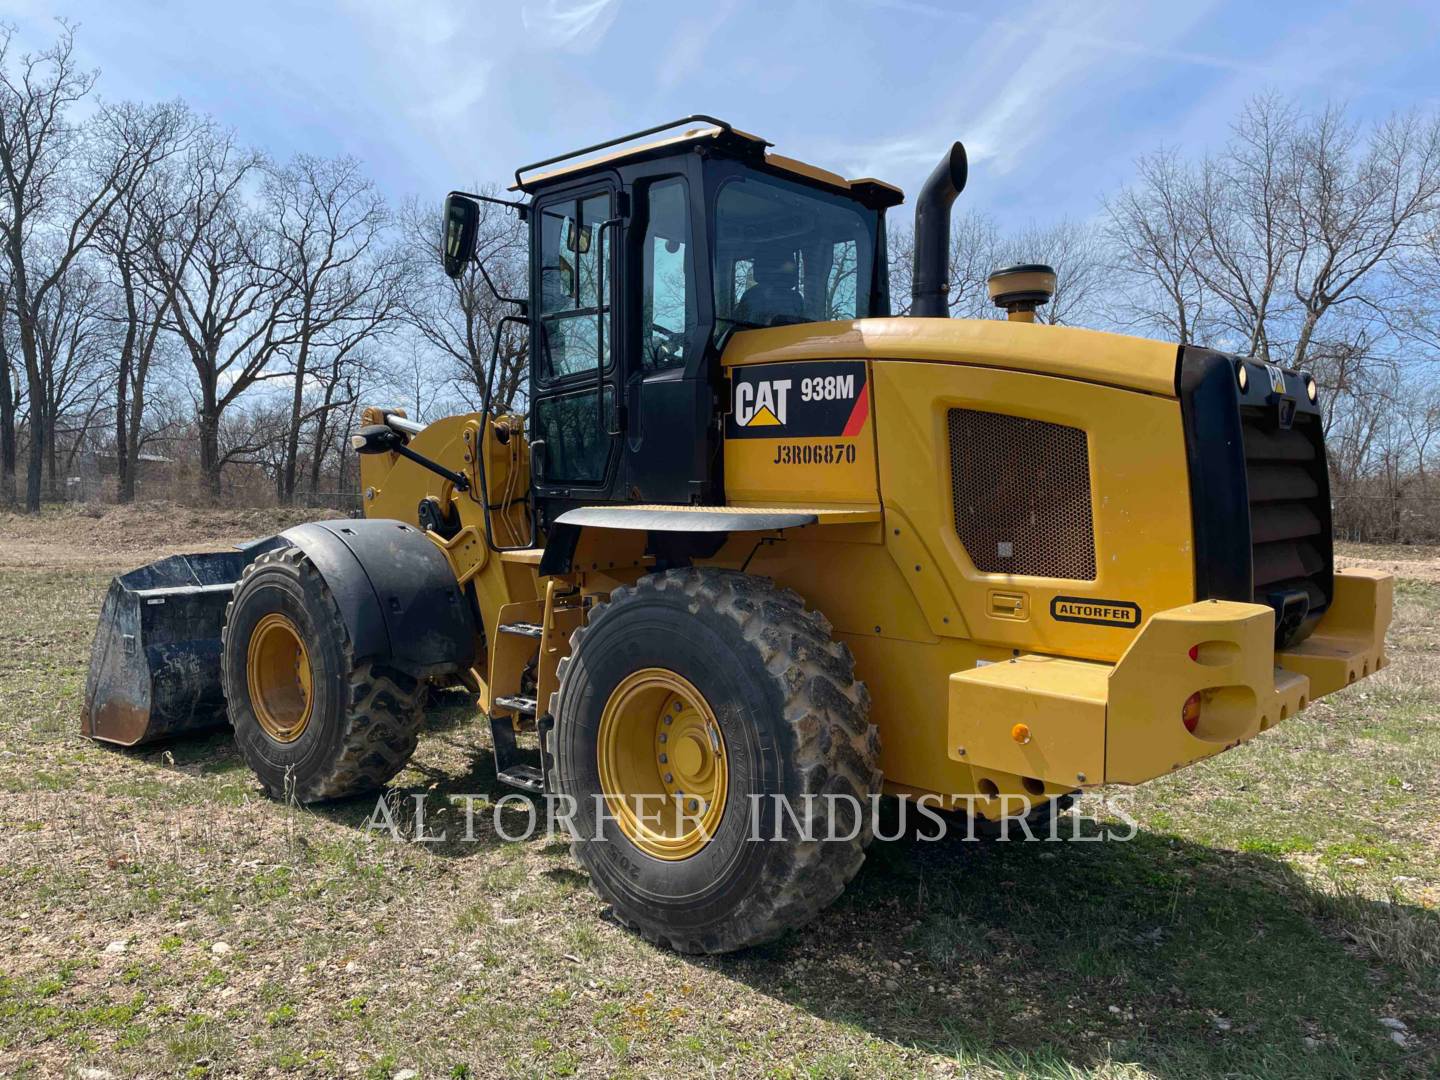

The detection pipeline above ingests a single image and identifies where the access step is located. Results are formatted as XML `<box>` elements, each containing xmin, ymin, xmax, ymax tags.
<box><xmin>493</xmin><ymin>694</ymin><xmax>537</xmax><ymax>716</ymax></box>
<box><xmin>496</xmin><ymin>764</ymin><xmax>545</xmax><ymax>794</ymax></box>
<box><xmin>498</xmin><ymin>622</ymin><xmax>544</xmax><ymax>639</ymax></box>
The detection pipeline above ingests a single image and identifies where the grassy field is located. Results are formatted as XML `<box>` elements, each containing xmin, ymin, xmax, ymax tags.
<box><xmin>0</xmin><ymin>512</ymin><xmax>1436</xmax><ymax>1078</ymax></box>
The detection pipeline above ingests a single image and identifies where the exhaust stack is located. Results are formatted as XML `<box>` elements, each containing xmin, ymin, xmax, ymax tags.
<box><xmin>910</xmin><ymin>142</ymin><xmax>968</xmax><ymax>318</ymax></box>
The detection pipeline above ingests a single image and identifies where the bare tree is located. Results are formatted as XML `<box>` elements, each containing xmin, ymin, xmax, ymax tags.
<box><xmin>31</xmin><ymin>256</ymin><xmax>112</xmax><ymax>498</ymax></box>
<box><xmin>140</xmin><ymin>125</ymin><xmax>295</xmax><ymax>499</ymax></box>
<box><xmin>1102</xmin><ymin>148</ymin><xmax>1210</xmax><ymax>344</ymax></box>
<box><xmin>399</xmin><ymin>189</ymin><xmax>528</xmax><ymax>411</ymax></box>
<box><xmin>1284</xmin><ymin>106</ymin><xmax>1440</xmax><ymax>369</ymax></box>
<box><xmin>0</xmin><ymin>276</ymin><xmax>22</xmax><ymax>503</ymax></box>
<box><xmin>0</xmin><ymin>23</ymin><xmax>179</xmax><ymax>509</ymax></box>
<box><xmin>1187</xmin><ymin>95</ymin><xmax>1300</xmax><ymax>360</ymax></box>
<box><xmin>97</xmin><ymin>100</ymin><xmax>194</xmax><ymax>501</ymax></box>
<box><xmin>265</xmin><ymin>154</ymin><xmax>402</xmax><ymax>503</ymax></box>
<box><xmin>302</xmin><ymin>345</ymin><xmax>371</xmax><ymax>498</ymax></box>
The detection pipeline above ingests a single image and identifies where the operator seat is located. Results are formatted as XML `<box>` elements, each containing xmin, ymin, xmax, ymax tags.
<box><xmin>735</xmin><ymin>250</ymin><xmax>805</xmax><ymax>327</ymax></box>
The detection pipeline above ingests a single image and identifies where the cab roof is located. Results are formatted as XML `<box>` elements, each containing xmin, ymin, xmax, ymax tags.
<box><xmin>510</xmin><ymin>115</ymin><xmax>904</xmax><ymax>209</ymax></box>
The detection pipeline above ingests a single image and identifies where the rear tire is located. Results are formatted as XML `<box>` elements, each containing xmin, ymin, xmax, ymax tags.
<box><xmin>221</xmin><ymin>546</ymin><xmax>426</xmax><ymax>803</ymax></box>
<box><xmin>549</xmin><ymin>568</ymin><xmax>881</xmax><ymax>953</ymax></box>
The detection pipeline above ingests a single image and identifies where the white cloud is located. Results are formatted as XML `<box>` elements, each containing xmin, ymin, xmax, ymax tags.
<box><xmin>656</xmin><ymin>0</ymin><xmax>739</xmax><ymax>91</ymax></box>
<box><xmin>341</xmin><ymin>0</ymin><xmax>493</xmax><ymax>130</ymax></box>
<box><xmin>822</xmin><ymin>0</ymin><xmax>1224</xmax><ymax>184</ymax></box>
<box><xmin>520</xmin><ymin>0</ymin><xmax>622</xmax><ymax>53</ymax></box>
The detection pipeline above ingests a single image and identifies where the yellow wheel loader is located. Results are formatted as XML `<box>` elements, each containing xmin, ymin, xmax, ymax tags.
<box><xmin>83</xmin><ymin>116</ymin><xmax>1394</xmax><ymax>953</ymax></box>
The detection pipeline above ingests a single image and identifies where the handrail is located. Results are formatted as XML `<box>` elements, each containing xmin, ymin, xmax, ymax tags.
<box><xmin>513</xmin><ymin>115</ymin><xmax>743</xmax><ymax>189</ymax></box>
<box><xmin>476</xmin><ymin>313</ymin><xmax>537</xmax><ymax>553</ymax></box>
<box><xmin>594</xmin><ymin>217</ymin><xmax>620</xmax><ymax>438</ymax></box>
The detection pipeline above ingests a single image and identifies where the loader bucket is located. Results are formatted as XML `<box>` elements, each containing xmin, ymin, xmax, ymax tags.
<box><xmin>82</xmin><ymin>538</ymin><xmax>285</xmax><ymax>746</ymax></box>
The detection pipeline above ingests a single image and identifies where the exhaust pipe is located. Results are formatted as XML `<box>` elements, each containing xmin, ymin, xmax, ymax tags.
<box><xmin>910</xmin><ymin>142</ymin><xmax>968</xmax><ymax>318</ymax></box>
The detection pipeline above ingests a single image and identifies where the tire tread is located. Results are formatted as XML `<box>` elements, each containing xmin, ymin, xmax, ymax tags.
<box><xmin>221</xmin><ymin>546</ymin><xmax>426</xmax><ymax>803</ymax></box>
<box><xmin>547</xmin><ymin>567</ymin><xmax>881</xmax><ymax>953</ymax></box>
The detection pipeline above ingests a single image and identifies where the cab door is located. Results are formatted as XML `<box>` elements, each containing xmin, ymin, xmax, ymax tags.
<box><xmin>529</xmin><ymin>183</ymin><xmax>623</xmax><ymax>510</ymax></box>
<box><xmin>622</xmin><ymin>171</ymin><xmax>714</xmax><ymax>504</ymax></box>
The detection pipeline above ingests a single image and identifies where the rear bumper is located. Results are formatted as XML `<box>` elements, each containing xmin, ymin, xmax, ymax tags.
<box><xmin>948</xmin><ymin>569</ymin><xmax>1393</xmax><ymax>793</ymax></box>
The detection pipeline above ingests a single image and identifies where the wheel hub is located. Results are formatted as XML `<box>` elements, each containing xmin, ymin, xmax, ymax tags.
<box><xmin>246</xmin><ymin>612</ymin><xmax>314</xmax><ymax>743</ymax></box>
<box><xmin>597</xmin><ymin>668</ymin><xmax>727</xmax><ymax>860</ymax></box>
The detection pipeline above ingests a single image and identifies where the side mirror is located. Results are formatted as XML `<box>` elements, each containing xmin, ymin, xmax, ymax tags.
<box><xmin>442</xmin><ymin>193</ymin><xmax>480</xmax><ymax>278</ymax></box>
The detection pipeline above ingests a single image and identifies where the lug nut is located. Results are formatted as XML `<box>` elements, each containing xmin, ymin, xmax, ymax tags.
<box><xmin>663</xmin><ymin>773</ymin><xmax>673</xmax><ymax>784</ymax></box>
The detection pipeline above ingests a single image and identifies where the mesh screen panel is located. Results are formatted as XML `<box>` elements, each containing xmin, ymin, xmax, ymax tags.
<box><xmin>947</xmin><ymin>408</ymin><xmax>1096</xmax><ymax>579</ymax></box>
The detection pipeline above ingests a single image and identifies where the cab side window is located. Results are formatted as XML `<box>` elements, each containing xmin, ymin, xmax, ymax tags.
<box><xmin>537</xmin><ymin>193</ymin><xmax>611</xmax><ymax>381</ymax></box>
<box><xmin>533</xmin><ymin>190</ymin><xmax>614</xmax><ymax>486</ymax></box>
<box><xmin>640</xmin><ymin>178</ymin><xmax>695</xmax><ymax>371</ymax></box>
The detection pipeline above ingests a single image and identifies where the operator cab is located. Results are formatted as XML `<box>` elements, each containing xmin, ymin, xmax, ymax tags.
<box><xmin>443</xmin><ymin>116</ymin><xmax>902</xmax><ymax>524</ymax></box>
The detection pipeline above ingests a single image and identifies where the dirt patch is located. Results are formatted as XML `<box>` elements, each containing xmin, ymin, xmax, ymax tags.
<box><xmin>0</xmin><ymin>503</ymin><xmax>346</xmax><ymax>572</ymax></box>
<box><xmin>1336</xmin><ymin>542</ymin><xmax>1440</xmax><ymax>584</ymax></box>
<box><xmin>1336</xmin><ymin>543</ymin><xmax>1440</xmax><ymax>583</ymax></box>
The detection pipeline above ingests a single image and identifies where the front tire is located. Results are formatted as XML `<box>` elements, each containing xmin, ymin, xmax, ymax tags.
<box><xmin>549</xmin><ymin>568</ymin><xmax>881</xmax><ymax>953</ymax></box>
<box><xmin>221</xmin><ymin>546</ymin><xmax>426</xmax><ymax>803</ymax></box>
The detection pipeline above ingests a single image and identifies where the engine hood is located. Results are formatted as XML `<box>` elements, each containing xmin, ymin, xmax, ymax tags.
<box><xmin>721</xmin><ymin>317</ymin><xmax>1180</xmax><ymax>398</ymax></box>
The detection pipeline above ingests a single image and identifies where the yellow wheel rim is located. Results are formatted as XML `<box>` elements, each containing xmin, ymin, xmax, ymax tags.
<box><xmin>246</xmin><ymin>612</ymin><xmax>314</xmax><ymax>743</ymax></box>
<box><xmin>596</xmin><ymin>668</ymin><xmax>728</xmax><ymax>861</ymax></box>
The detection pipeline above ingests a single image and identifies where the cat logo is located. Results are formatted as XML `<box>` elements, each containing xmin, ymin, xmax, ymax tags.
<box><xmin>726</xmin><ymin>361</ymin><xmax>868</xmax><ymax>441</ymax></box>
<box><xmin>734</xmin><ymin>378</ymin><xmax>791</xmax><ymax>428</ymax></box>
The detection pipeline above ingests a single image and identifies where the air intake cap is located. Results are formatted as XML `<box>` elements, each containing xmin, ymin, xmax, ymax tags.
<box><xmin>987</xmin><ymin>264</ymin><xmax>1056</xmax><ymax>322</ymax></box>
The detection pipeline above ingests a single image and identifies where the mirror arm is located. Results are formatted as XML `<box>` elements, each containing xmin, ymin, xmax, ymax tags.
<box><xmin>448</xmin><ymin>189</ymin><xmax>528</xmax><ymax>219</ymax></box>
<box><xmin>392</xmin><ymin>442</ymin><xmax>471</xmax><ymax>493</ymax></box>
<box><xmin>477</xmin><ymin>259</ymin><xmax>528</xmax><ymax>314</ymax></box>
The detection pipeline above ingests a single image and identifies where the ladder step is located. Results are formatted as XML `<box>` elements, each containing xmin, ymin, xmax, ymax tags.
<box><xmin>493</xmin><ymin>694</ymin><xmax>537</xmax><ymax>716</ymax></box>
<box><xmin>498</xmin><ymin>621</ymin><xmax>544</xmax><ymax>639</ymax></box>
<box><xmin>496</xmin><ymin>764</ymin><xmax>545</xmax><ymax>794</ymax></box>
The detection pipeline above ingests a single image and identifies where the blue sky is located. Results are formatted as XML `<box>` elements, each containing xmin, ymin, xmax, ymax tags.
<box><xmin>11</xmin><ymin>0</ymin><xmax>1440</xmax><ymax>225</ymax></box>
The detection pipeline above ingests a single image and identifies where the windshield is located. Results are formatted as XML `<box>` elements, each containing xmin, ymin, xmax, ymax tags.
<box><xmin>713</xmin><ymin>172</ymin><xmax>879</xmax><ymax>336</ymax></box>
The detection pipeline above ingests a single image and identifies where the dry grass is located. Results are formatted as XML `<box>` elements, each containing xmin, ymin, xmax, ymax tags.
<box><xmin>0</xmin><ymin>511</ymin><xmax>1436</xmax><ymax>1078</ymax></box>
<box><xmin>0</xmin><ymin>502</ymin><xmax>343</xmax><ymax>571</ymax></box>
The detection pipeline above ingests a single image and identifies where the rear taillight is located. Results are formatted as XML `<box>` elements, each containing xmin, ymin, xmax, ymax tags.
<box><xmin>1182</xmin><ymin>692</ymin><xmax>1202</xmax><ymax>733</ymax></box>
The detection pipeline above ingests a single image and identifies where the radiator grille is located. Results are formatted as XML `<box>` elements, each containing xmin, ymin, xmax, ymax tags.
<box><xmin>1240</xmin><ymin>406</ymin><xmax>1333</xmax><ymax>642</ymax></box>
<box><xmin>947</xmin><ymin>408</ymin><xmax>1096</xmax><ymax>579</ymax></box>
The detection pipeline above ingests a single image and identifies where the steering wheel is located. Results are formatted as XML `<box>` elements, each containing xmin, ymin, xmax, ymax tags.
<box><xmin>649</xmin><ymin>323</ymin><xmax>681</xmax><ymax>364</ymax></box>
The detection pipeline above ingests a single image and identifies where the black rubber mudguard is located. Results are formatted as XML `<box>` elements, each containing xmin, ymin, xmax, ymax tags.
<box><xmin>279</xmin><ymin>519</ymin><xmax>476</xmax><ymax>673</ymax></box>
